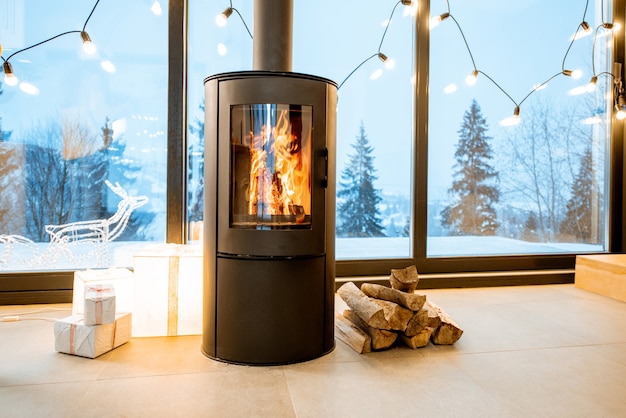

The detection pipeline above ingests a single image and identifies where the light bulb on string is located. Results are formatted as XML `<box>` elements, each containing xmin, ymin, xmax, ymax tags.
<box><xmin>402</xmin><ymin>0</ymin><xmax>417</xmax><ymax>17</ymax></box>
<box><xmin>563</xmin><ymin>69</ymin><xmax>583</xmax><ymax>79</ymax></box>
<box><xmin>216</xmin><ymin>7</ymin><xmax>233</xmax><ymax>27</ymax></box>
<box><xmin>430</xmin><ymin>12</ymin><xmax>450</xmax><ymax>29</ymax></box>
<box><xmin>2</xmin><ymin>61</ymin><xmax>18</xmax><ymax>86</ymax></box>
<box><xmin>81</xmin><ymin>31</ymin><xmax>96</xmax><ymax>54</ymax></box>
<box><xmin>384</xmin><ymin>57</ymin><xmax>396</xmax><ymax>70</ymax></box>
<box><xmin>615</xmin><ymin>96</ymin><xmax>626</xmax><ymax>120</ymax></box>
<box><xmin>573</xmin><ymin>21</ymin><xmax>592</xmax><ymax>40</ymax></box>
<box><xmin>466</xmin><ymin>69</ymin><xmax>478</xmax><ymax>86</ymax></box>
<box><xmin>587</xmin><ymin>75</ymin><xmax>598</xmax><ymax>92</ymax></box>
<box><xmin>500</xmin><ymin>106</ymin><xmax>521</xmax><ymax>127</ymax></box>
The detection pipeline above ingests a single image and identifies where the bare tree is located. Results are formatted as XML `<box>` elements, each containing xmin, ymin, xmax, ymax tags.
<box><xmin>0</xmin><ymin>142</ymin><xmax>23</xmax><ymax>234</ymax></box>
<box><xmin>498</xmin><ymin>99</ymin><xmax>591</xmax><ymax>242</ymax></box>
<box><xmin>22</xmin><ymin>115</ymin><xmax>105</xmax><ymax>241</ymax></box>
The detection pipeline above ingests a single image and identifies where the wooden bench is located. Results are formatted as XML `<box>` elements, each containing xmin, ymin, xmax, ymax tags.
<box><xmin>575</xmin><ymin>254</ymin><xmax>626</xmax><ymax>302</ymax></box>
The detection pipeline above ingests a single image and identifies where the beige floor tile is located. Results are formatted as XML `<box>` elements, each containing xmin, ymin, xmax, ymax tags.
<box><xmin>74</xmin><ymin>367</ymin><xmax>296</xmax><ymax>418</ymax></box>
<box><xmin>98</xmin><ymin>335</ymin><xmax>228</xmax><ymax>379</ymax></box>
<box><xmin>451</xmin><ymin>346</ymin><xmax>626</xmax><ymax>417</ymax></box>
<box><xmin>0</xmin><ymin>381</ymin><xmax>90</xmax><ymax>418</ymax></box>
<box><xmin>285</xmin><ymin>355</ymin><xmax>516</xmax><ymax>418</ymax></box>
<box><xmin>2</xmin><ymin>284</ymin><xmax>626</xmax><ymax>417</ymax></box>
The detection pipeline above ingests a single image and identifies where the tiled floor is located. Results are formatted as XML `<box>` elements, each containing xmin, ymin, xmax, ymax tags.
<box><xmin>2</xmin><ymin>284</ymin><xmax>626</xmax><ymax>417</ymax></box>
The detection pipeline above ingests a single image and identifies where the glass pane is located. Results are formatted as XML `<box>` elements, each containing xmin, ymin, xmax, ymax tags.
<box><xmin>191</xmin><ymin>1</ymin><xmax>416</xmax><ymax>259</ymax></box>
<box><xmin>0</xmin><ymin>1</ymin><xmax>167</xmax><ymax>271</ymax></box>
<box><xmin>187</xmin><ymin>1</ymin><xmax>253</xmax><ymax>243</ymax></box>
<box><xmin>427</xmin><ymin>0</ymin><xmax>611</xmax><ymax>257</ymax></box>
<box><xmin>294</xmin><ymin>1</ymin><xmax>416</xmax><ymax>259</ymax></box>
<box><xmin>230</xmin><ymin>104</ymin><xmax>313</xmax><ymax>230</ymax></box>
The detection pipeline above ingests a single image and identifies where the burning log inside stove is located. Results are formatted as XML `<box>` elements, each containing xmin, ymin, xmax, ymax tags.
<box><xmin>335</xmin><ymin>266</ymin><xmax>463</xmax><ymax>353</ymax></box>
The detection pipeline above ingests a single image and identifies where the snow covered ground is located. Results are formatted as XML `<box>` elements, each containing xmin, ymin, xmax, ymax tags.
<box><xmin>1</xmin><ymin>236</ymin><xmax>602</xmax><ymax>272</ymax></box>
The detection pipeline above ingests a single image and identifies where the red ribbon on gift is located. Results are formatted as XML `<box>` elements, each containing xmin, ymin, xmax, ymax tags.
<box><xmin>86</xmin><ymin>285</ymin><xmax>111</xmax><ymax>324</ymax></box>
<box><xmin>69</xmin><ymin>323</ymin><xmax>76</xmax><ymax>355</ymax></box>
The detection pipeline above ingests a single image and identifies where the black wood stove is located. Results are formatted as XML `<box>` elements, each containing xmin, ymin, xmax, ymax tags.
<box><xmin>202</xmin><ymin>0</ymin><xmax>336</xmax><ymax>365</ymax></box>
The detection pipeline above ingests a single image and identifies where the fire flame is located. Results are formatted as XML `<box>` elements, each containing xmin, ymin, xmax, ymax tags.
<box><xmin>247</xmin><ymin>109</ymin><xmax>310</xmax><ymax>222</ymax></box>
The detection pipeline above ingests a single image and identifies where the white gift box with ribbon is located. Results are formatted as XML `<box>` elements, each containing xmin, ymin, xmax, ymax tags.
<box><xmin>83</xmin><ymin>284</ymin><xmax>116</xmax><ymax>325</ymax></box>
<box><xmin>54</xmin><ymin>313</ymin><xmax>132</xmax><ymax>358</ymax></box>
<box><xmin>132</xmin><ymin>244</ymin><xmax>203</xmax><ymax>337</ymax></box>
<box><xmin>73</xmin><ymin>268</ymin><xmax>134</xmax><ymax>317</ymax></box>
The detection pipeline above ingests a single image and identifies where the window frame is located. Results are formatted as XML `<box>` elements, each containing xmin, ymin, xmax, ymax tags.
<box><xmin>337</xmin><ymin>0</ymin><xmax>626</xmax><ymax>285</ymax></box>
<box><xmin>1</xmin><ymin>0</ymin><xmax>625</xmax><ymax>304</ymax></box>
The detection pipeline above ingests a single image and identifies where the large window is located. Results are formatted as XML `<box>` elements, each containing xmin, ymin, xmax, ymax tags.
<box><xmin>188</xmin><ymin>0</ymin><xmax>621</xmax><ymax>280</ymax></box>
<box><xmin>0</xmin><ymin>0</ymin><xmax>168</xmax><ymax>272</ymax></box>
<box><xmin>188</xmin><ymin>0</ymin><xmax>416</xmax><ymax>259</ymax></box>
<box><xmin>427</xmin><ymin>0</ymin><xmax>612</xmax><ymax>258</ymax></box>
<box><xmin>1</xmin><ymin>0</ymin><xmax>622</xmax><ymax>285</ymax></box>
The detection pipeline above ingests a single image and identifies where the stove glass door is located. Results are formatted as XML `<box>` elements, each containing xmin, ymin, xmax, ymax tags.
<box><xmin>230</xmin><ymin>103</ymin><xmax>313</xmax><ymax>230</ymax></box>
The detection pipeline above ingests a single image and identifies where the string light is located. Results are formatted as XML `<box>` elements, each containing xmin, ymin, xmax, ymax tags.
<box><xmin>338</xmin><ymin>0</ymin><xmax>414</xmax><ymax>90</ymax></box>
<box><xmin>2</xmin><ymin>61</ymin><xmax>18</xmax><ymax>86</ymax></box>
<box><xmin>215</xmin><ymin>1</ymin><xmax>253</xmax><ymax>39</ymax></box>
<box><xmin>81</xmin><ymin>31</ymin><xmax>96</xmax><ymax>55</ymax></box>
<box><xmin>430</xmin><ymin>12</ymin><xmax>450</xmax><ymax>29</ymax></box>
<box><xmin>431</xmin><ymin>0</ymin><xmax>624</xmax><ymax>124</ymax></box>
<box><xmin>615</xmin><ymin>96</ymin><xmax>626</xmax><ymax>120</ymax></box>
<box><xmin>0</xmin><ymin>0</ymin><xmax>102</xmax><ymax>85</ymax></box>
<box><xmin>466</xmin><ymin>69</ymin><xmax>478</xmax><ymax>86</ymax></box>
<box><xmin>216</xmin><ymin>7</ymin><xmax>233</xmax><ymax>26</ymax></box>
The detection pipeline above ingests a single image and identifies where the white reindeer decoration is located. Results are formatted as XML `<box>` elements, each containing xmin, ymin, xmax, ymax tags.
<box><xmin>0</xmin><ymin>181</ymin><xmax>148</xmax><ymax>269</ymax></box>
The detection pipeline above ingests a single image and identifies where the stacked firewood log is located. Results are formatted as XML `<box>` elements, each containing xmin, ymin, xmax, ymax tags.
<box><xmin>335</xmin><ymin>265</ymin><xmax>463</xmax><ymax>354</ymax></box>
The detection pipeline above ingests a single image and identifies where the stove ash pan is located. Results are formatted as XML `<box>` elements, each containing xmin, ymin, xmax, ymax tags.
<box><xmin>202</xmin><ymin>71</ymin><xmax>337</xmax><ymax>365</ymax></box>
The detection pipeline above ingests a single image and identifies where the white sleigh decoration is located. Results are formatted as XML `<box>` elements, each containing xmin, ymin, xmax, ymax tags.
<box><xmin>0</xmin><ymin>181</ymin><xmax>148</xmax><ymax>269</ymax></box>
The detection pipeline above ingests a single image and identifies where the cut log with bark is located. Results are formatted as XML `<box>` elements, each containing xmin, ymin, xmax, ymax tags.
<box><xmin>361</xmin><ymin>283</ymin><xmax>426</xmax><ymax>311</ymax></box>
<box><xmin>373</xmin><ymin>299</ymin><xmax>413</xmax><ymax>332</ymax></box>
<box><xmin>335</xmin><ymin>312</ymin><xmax>371</xmax><ymax>354</ymax></box>
<box><xmin>389</xmin><ymin>265</ymin><xmax>419</xmax><ymax>293</ymax></box>
<box><xmin>428</xmin><ymin>301</ymin><xmax>464</xmax><ymax>345</ymax></box>
<box><xmin>335</xmin><ymin>280</ymin><xmax>463</xmax><ymax>354</ymax></box>
<box><xmin>404</xmin><ymin>308</ymin><xmax>429</xmax><ymax>337</ymax></box>
<box><xmin>400</xmin><ymin>327</ymin><xmax>434</xmax><ymax>349</ymax></box>
<box><xmin>337</xmin><ymin>282</ymin><xmax>390</xmax><ymax>330</ymax></box>
<box><xmin>423</xmin><ymin>300</ymin><xmax>442</xmax><ymax>329</ymax></box>
<box><xmin>343</xmin><ymin>309</ymin><xmax>398</xmax><ymax>350</ymax></box>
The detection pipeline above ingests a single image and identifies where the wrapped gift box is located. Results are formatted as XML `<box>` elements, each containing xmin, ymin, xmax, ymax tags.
<box><xmin>84</xmin><ymin>284</ymin><xmax>116</xmax><ymax>325</ymax></box>
<box><xmin>132</xmin><ymin>244</ymin><xmax>202</xmax><ymax>336</ymax></box>
<box><xmin>73</xmin><ymin>268</ymin><xmax>134</xmax><ymax>317</ymax></box>
<box><xmin>54</xmin><ymin>313</ymin><xmax>132</xmax><ymax>358</ymax></box>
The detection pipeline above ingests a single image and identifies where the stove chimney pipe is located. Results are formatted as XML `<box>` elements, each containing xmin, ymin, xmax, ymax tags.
<box><xmin>253</xmin><ymin>0</ymin><xmax>293</xmax><ymax>72</ymax></box>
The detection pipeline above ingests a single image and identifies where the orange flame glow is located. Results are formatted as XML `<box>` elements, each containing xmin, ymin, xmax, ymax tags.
<box><xmin>247</xmin><ymin>109</ymin><xmax>311</xmax><ymax>221</ymax></box>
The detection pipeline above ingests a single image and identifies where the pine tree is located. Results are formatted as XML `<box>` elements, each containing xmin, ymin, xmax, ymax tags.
<box><xmin>522</xmin><ymin>211</ymin><xmax>540</xmax><ymax>242</ymax></box>
<box><xmin>441</xmin><ymin>99</ymin><xmax>500</xmax><ymax>235</ymax></box>
<box><xmin>560</xmin><ymin>146</ymin><xmax>597</xmax><ymax>242</ymax></box>
<box><xmin>336</xmin><ymin>122</ymin><xmax>385</xmax><ymax>237</ymax></box>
